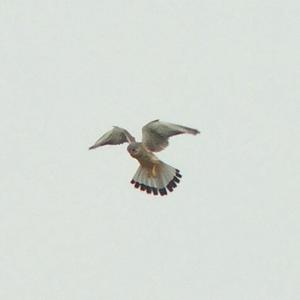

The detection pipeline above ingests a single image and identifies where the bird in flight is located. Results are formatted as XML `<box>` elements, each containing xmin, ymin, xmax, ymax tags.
<box><xmin>89</xmin><ymin>120</ymin><xmax>200</xmax><ymax>196</ymax></box>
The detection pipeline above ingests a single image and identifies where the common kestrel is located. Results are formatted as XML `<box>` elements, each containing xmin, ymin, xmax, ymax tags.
<box><xmin>89</xmin><ymin>120</ymin><xmax>200</xmax><ymax>196</ymax></box>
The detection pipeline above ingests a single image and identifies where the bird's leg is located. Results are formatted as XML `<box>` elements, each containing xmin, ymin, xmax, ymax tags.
<box><xmin>151</xmin><ymin>164</ymin><xmax>157</xmax><ymax>177</ymax></box>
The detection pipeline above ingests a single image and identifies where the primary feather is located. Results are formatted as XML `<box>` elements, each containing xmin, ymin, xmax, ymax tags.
<box><xmin>142</xmin><ymin>120</ymin><xmax>200</xmax><ymax>152</ymax></box>
<box><xmin>89</xmin><ymin>126</ymin><xmax>135</xmax><ymax>150</ymax></box>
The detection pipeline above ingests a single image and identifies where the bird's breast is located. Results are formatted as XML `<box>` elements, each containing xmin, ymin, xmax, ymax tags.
<box><xmin>133</xmin><ymin>148</ymin><xmax>159</xmax><ymax>168</ymax></box>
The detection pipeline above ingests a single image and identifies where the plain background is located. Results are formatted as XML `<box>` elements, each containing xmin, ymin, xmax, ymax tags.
<box><xmin>1</xmin><ymin>1</ymin><xmax>299</xmax><ymax>299</ymax></box>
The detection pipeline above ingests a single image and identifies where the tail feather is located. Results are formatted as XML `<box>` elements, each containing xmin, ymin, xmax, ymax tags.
<box><xmin>130</xmin><ymin>161</ymin><xmax>182</xmax><ymax>196</ymax></box>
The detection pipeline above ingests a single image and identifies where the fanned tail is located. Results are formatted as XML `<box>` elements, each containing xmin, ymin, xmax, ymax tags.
<box><xmin>130</xmin><ymin>161</ymin><xmax>182</xmax><ymax>196</ymax></box>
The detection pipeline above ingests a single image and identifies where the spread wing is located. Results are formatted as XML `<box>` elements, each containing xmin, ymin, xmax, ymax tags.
<box><xmin>89</xmin><ymin>126</ymin><xmax>135</xmax><ymax>150</ymax></box>
<box><xmin>142</xmin><ymin>120</ymin><xmax>200</xmax><ymax>152</ymax></box>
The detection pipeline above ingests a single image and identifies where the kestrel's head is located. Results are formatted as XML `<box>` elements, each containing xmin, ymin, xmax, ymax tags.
<box><xmin>127</xmin><ymin>142</ymin><xmax>142</xmax><ymax>158</ymax></box>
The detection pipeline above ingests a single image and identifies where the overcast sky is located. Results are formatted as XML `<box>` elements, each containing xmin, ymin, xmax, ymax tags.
<box><xmin>1</xmin><ymin>1</ymin><xmax>299</xmax><ymax>299</ymax></box>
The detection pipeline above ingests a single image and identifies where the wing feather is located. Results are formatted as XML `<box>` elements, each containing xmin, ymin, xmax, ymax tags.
<box><xmin>89</xmin><ymin>126</ymin><xmax>135</xmax><ymax>150</ymax></box>
<box><xmin>142</xmin><ymin>120</ymin><xmax>199</xmax><ymax>152</ymax></box>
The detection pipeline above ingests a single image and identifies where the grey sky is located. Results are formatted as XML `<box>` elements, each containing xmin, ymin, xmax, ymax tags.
<box><xmin>1</xmin><ymin>1</ymin><xmax>299</xmax><ymax>299</ymax></box>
